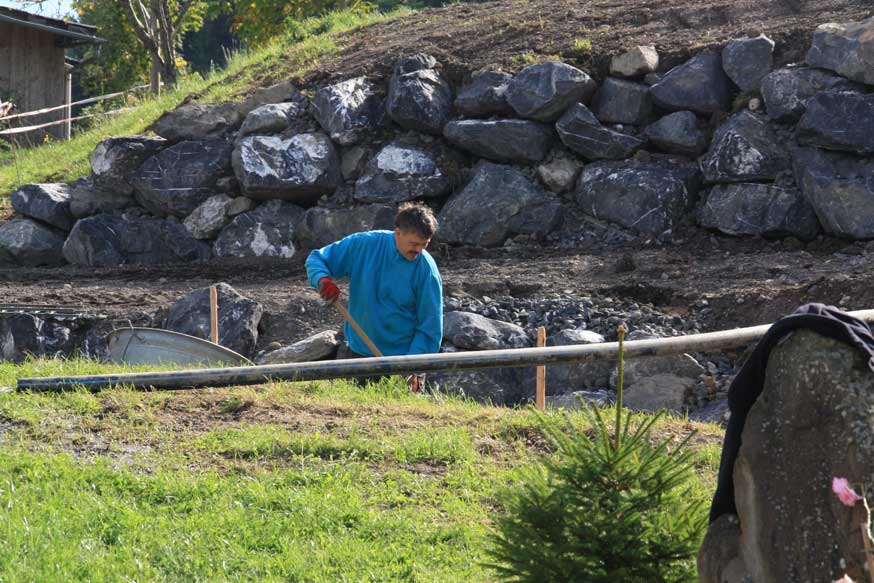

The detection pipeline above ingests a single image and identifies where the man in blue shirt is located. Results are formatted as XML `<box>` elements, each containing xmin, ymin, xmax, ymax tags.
<box><xmin>305</xmin><ymin>203</ymin><xmax>443</xmax><ymax>367</ymax></box>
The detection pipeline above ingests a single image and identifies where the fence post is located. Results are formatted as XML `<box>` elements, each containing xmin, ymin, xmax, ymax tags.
<box><xmin>536</xmin><ymin>326</ymin><xmax>546</xmax><ymax>410</ymax></box>
<box><xmin>64</xmin><ymin>71</ymin><xmax>72</xmax><ymax>141</ymax></box>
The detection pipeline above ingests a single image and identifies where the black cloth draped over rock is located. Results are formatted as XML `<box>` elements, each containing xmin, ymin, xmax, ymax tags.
<box><xmin>709</xmin><ymin>303</ymin><xmax>874</xmax><ymax>522</ymax></box>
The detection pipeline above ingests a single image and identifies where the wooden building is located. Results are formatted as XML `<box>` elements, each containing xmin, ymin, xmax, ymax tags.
<box><xmin>0</xmin><ymin>7</ymin><xmax>101</xmax><ymax>140</ymax></box>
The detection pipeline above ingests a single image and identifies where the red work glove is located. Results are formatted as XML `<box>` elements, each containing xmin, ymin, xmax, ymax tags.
<box><xmin>317</xmin><ymin>277</ymin><xmax>340</xmax><ymax>304</ymax></box>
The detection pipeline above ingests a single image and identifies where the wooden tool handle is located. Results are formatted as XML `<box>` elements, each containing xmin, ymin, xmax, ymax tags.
<box><xmin>333</xmin><ymin>301</ymin><xmax>384</xmax><ymax>357</ymax></box>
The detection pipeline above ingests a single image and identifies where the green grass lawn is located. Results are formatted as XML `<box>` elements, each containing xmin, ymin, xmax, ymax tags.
<box><xmin>0</xmin><ymin>358</ymin><xmax>722</xmax><ymax>582</ymax></box>
<box><xmin>0</xmin><ymin>7</ymin><xmax>412</xmax><ymax>201</ymax></box>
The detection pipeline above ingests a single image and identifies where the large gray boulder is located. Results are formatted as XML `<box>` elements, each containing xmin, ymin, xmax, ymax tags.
<box><xmin>354</xmin><ymin>143</ymin><xmax>450</xmax><ymax>203</ymax></box>
<box><xmin>312</xmin><ymin>77</ymin><xmax>384</xmax><ymax>146</ymax></box>
<box><xmin>256</xmin><ymin>330</ymin><xmax>340</xmax><ymax>364</ymax></box>
<box><xmin>150</xmin><ymin>103</ymin><xmax>243</xmax><ymax>142</ymax></box>
<box><xmin>702</xmin><ymin>111</ymin><xmax>789</xmax><ymax>183</ymax></box>
<box><xmin>506</xmin><ymin>61</ymin><xmax>597</xmax><ymax>121</ymax></box>
<box><xmin>232</xmin><ymin>133</ymin><xmax>341</xmax><ymax>205</ymax></box>
<box><xmin>386</xmin><ymin>55</ymin><xmax>453</xmax><ymax>135</ymax></box>
<box><xmin>793</xmin><ymin>147</ymin><xmax>874</xmax><ymax>240</ymax></box>
<box><xmin>69</xmin><ymin>175</ymin><xmax>133</xmax><ymax>219</ymax></box>
<box><xmin>700</xmin><ymin>183</ymin><xmax>820</xmax><ymax>240</ymax></box>
<box><xmin>650</xmin><ymin>53</ymin><xmax>733</xmax><ymax>114</ymax></box>
<box><xmin>0</xmin><ymin>218</ymin><xmax>66</xmax><ymax>267</ymax></box>
<box><xmin>62</xmin><ymin>214</ymin><xmax>211</xmax><ymax>267</ymax></box>
<box><xmin>454</xmin><ymin>71</ymin><xmax>513</xmax><ymax>117</ymax></box>
<box><xmin>437</xmin><ymin>162</ymin><xmax>563</xmax><ymax>247</ymax></box>
<box><xmin>90</xmin><ymin>135</ymin><xmax>167</xmax><ymax>194</ymax></box>
<box><xmin>591</xmin><ymin>78</ymin><xmax>652</xmax><ymax>125</ymax></box>
<box><xmin>443</xmin><ymin>119</ymin><xmax>554</xmax><ymax>164</ymax></box>
<box><xmin>575</xmin><ymin>159</ymin><xmax>701</xmax><ymax>235</ymax></box>
<box><xmin>213</xmin><ymin>199</ymin><xmax>305</xmax><ymax>258</ymax></box>
<box><xmin>721</xmin><ymin>35</ymin><xmax>774</xmax><ymax>93</ymax></box>
<box><xmin>796</xmin><ymin>93</ymin><xmax>874</xmax><ymax>155</ymax></box>
<box><xmin>609</xmin><ymin>45</ymin><xmax>659</xmax><ymax>78</ymax></box>
<box><xmin>183</xmin><ymin>194</ymin><xmax>235</xmax><ymax>240</ymax></box>
<box><xmin>0</xmin><ymin>313</ymin><xmax>104</xmax><ymax>363</ymax></box>
<box><xmin>644</xmin><ymin>111</ymin><xmax>708</xmax><ymax>156</ymax></box>
<box><xmin>761</xmin><ymin>66</ymin><xmax>864</xmax><ymax>123</ymax></box>
<box><xmin>806</xmin><ymin>18</ymin><xmax>874</xmax><ymax>86</ymax></box>
<box><xmin>429</xmin><ymin>365</ymin><xmax>528</xmax><ymax>406</ymax></box>
<box><xmin>700</xmin><ymin>331</ymin><xmax>874</xmax><ymax>582</ymax></box>
<box><xmin>165</xmin><ymin>282</ymin><xmax>263</xmax><ymax>357</ymax></box>
<box><xmin>546</xmin><ymin>329</ymin><xmax>613</xmax><ymax>394</ymax></box>
<box><xmin>556</xmin><ymin>103</ymin><xmax>645</xmax><ymax>160</ymax></box>
<box><xmin>11</xmin><ymin>183</ymin><xmax>75</xmax><ymax>231</ymax></box>
<box><xmin>130</xmin><ymin>140</ymin><xmax>234</xmax><ymax>218</ymax></box>
<box><xmin>238</xmin><ymin>101</ymin><xmax>308</xmax><ymax>138</ymax></box>
<box><xmin>296</xmin><ymin>204</ymin><xmax>395</xmax><ymax>249</ymax></box>
<box><xmin>443</xmin><ymin>311</ymin><xmax>530</xmax><ymax>350</ymax></box>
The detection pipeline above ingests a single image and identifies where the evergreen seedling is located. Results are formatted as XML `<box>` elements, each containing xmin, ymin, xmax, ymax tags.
<box><xmin>486</xmin><ymin>324</ymin><xmax>707</xmax><ymax>582</ymax></box>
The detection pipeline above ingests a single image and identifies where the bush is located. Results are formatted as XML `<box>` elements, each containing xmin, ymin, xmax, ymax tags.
<box><xmin>486</xmin><ymin>405</ymin><xmax>707</xmax><ymax>583</ymax></box>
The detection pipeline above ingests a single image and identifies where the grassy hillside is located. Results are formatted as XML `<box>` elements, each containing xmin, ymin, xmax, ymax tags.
<box><xmin>0</xmin><ymin>7</ymin><xmax>412</xmax><ymax>212</ymax></box>
<box><xmin>0</xmin><ymin>357</ymin><xmax>722</xmax><ymax>581</ymax></box>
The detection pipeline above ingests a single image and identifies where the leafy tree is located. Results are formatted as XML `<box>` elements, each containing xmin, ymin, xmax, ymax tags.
<box><xmin>70</xmin><ymin>0</ymin><xmax>152</xmax><ymax>96</ymax></box>
<box><xmin>118</xmin><ymin>0</ymin><xmax>207</xmax><ymax>92</ymax></box>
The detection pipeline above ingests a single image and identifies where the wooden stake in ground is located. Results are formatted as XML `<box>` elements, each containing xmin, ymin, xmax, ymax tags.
<box><xmin>209</xmin><ymin>285</ymin><xmax>219</xmax><ymax>345</ymax></box>
<box><xmin>536</xmin><ymin>326</ymin><xmax>546</xmax><ymax>410</ymax></box>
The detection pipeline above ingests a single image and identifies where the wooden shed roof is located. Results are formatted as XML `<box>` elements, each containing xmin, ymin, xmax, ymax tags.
<box><xmin>0</xmin><ymin>6</ymin><xmax>102</xmax><ymax>47</ymax></box>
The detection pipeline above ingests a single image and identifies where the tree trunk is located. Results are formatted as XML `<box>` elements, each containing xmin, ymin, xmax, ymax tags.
<box><xmin>150</xmin><ymin>57</ymin><xmax>161</xmax><ymax>95</ymax></box>
<box><xmin>160</xmin><ymin>58</ymin><xmax>178</xmax><ymax>89</ymax></box>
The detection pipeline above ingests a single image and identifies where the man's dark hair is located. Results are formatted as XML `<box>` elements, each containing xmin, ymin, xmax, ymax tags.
<box><xmin>395</xmin><ymin>202</ymin><xmax>438</xmax><ymax>238</ymax></box>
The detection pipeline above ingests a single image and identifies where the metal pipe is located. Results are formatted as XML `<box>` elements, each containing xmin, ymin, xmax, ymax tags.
<box><xmin>14</xmin><ymin>309</ymin><xmax>874</xmax><ymax>393</ymax></box>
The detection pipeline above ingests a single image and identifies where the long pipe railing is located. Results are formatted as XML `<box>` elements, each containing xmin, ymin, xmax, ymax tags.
<box><xmin>12</xmin><ymin>309</ymin><xmax>874</xmax><ymax>393</ymax></box>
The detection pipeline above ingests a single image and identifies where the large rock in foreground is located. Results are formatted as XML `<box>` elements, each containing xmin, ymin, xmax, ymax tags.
<box><xmin>213</xmin><ymin>199</ymin><xmax>305</xmax><ymax>258</ymax></box>
<box><xmin>0</xmin><ymin>218</ymin><xmax>66</xmax><ymax>267</ymax></box>
<box><xmin>575</xmin><ymin>159</ymin><xmax>701</xmax><ymax>235</ymax></box>
<box><xmin>700</xmin><ymin>330</ymin><xmax>874</xmax><ymax>582</ymax></box>
<box><xmin>296</xmin><ymin>204</ymin><xmax>395</xmax><ymax>250</ymax></box>
<box><xmin>700</xmin><ymin>183</ymin><xmax>820</xmax><ymax>240</ymax></box>
<box><xmin>130</xmin><ymin>140</ymin><xmax>234</xmax><ymax>217</ymax></box>
<box><xmin>650</xmin><ymin>53</ymin><xmax>733</xmax><ymax>114</ymax></box>
<box><xmin>354</xmin><ymin>143</ymin><xmax>450</xmax><ymax>203</ymax></box>
<box><xmin>793</xmin><ymin>147</ymin><xmax>874</xmax><ymax>240</ymax></box>
<box><xmin>796</xmin><ymin>93</ymin><xmax>874</xmax><ymax>155</ymax></box>
<box><xmin>806</xmin><ymin>17</ymin><xmax>874</xmax><ymax>86</ymax></box>
<box><xmin>11</xmin><ymin>183</ymin><xmax>75</xmax><ymax>231</ymax></box>
<box><xmin>165</xmin><ymin>283</ymin><xmax>263</xmax><ymax>357</ymax></box>
<box><xmin>506</xmin><ymin>61</ymin><xmax>596</xmax><ymax>121</ymax></box>
<box><xmin>232</xmin><ymin>133</ymin><xmax>341</xmax><ymax>204</ymax></box>
<box><xmin>437</xmin><ymin>162</ymin><xmax>562</xmax><ymax>247</ymax></box>
<box><xmin>62</xmin><ymin>214</ymin><xmax>211</xmax><ymax>267</ymax></box>
<box><xmin>443</xmin><ymin>119</ymin><xmax>554</xmax><ymax>164</ymax></box>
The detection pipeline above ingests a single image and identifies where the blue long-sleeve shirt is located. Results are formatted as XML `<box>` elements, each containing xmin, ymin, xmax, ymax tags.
<box><xmin>305</xmin><ymin>230</ymin><xmax>443</xmax><ymax>356</ymax></box>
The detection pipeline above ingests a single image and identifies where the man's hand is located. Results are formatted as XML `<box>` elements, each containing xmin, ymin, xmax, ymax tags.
<box><xmin>318</xmin><ymin>277</ymin><xmax>340</xmax><ymax>304</ymax></box>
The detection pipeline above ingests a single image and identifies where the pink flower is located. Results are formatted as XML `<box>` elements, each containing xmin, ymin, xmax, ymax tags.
<box><xmin>833</xmin><ymin>477</ymin><xmax>863</xmax><ymax>507</ymax></box>
<box><xmin>834</xmin><ymin>575</ymin><xmax>855</xmax><ymax>583</ymax></box>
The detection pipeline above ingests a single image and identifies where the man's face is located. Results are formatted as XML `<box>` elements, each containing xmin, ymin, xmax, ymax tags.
<box><xmin>394</xmin><ymin>228</ymin><xmax>431</xmax><ymax>261</ymax></box>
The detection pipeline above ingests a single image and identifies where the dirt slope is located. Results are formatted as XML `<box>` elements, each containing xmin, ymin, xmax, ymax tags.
<box><xmin>299</xmin><ymin>0</ymin><xmax>872</xmax><ymax>87</ymax></box>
